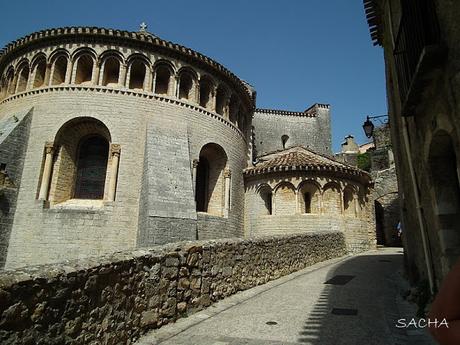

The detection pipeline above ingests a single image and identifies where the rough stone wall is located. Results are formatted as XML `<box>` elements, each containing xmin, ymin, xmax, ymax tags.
<box><xmin>378</xmin><ymin>0</ymin><xmax>460</xmax><ymax>284</ymax></box>
<box><xmin>0</xmin><ymin>232</ymin><xmax>346</xmax><ymax>345</ymax></box>
<box><xmin>0</xmin><ymin>87</ymin><xmax>247</xmax><ymax>269</ymax></box>
<box><xmin>252</xmin><ymin>105</ymin><xmax>332</xmax><ymax>157</ymax></box>
<box><xmin>0</xmin><ymin>110</ymin><xmax>32</xmax><ymax>268</ymax></box>
<box><xmin>373</xmin><ymin>167</ymin><xmax>400</xmax><ymax>246</ymax></box>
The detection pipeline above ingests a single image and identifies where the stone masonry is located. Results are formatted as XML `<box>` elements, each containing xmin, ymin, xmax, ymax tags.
<box><xmin>0</xmin><ymin>231</ymin><xmax>346</xmax><ymax>345</ymax></box>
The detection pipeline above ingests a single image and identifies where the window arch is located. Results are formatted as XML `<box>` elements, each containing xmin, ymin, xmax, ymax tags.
<box><xmin>199</xmin><ymin>76</ymin><xmax>214</xmax><ymax>109</ymax></box>
<box><xmin>299</xmin><ymin>181</ymin><xmax>320</xmax><ymax>214</ymax></box>
<box><xmin>31</xmin><ymin>55</ymin><xmax>47</xmax><ymax>88</ymax></box>
<box><xmin>101</xmin><ymin>56</ymin><xmax>121</xmax><ymax>87</ymax></box>
<box><xmin>154</xmin><ymin>64</ymin><xmax>172</xmax><ymax>95</ymax></box>
<box><xmin>51</xmin><ymin>55</ymin><xmax>68</xmax><ymax>85</ymax></box>
<box><xmin>6</xmin><ymin>68</ymin><xmax>15</xmax><ymax>94</ymax></box>
<box><xmin>74</xmin><ymin>54</ymin><xmax>94</xmax><ymax>85</ymax></box>
<box><xmin>229</xmin><ymin>94</ymin><xmax>239</xmax><ymax>123</ymax></box>
<box><xmin>16</xmin><ymin>62</ymin><xmax>30</xmax><ymax>92</ymax></box>
<box><xmin>215</xmin><ymin>85</ymin><xmax>228</xmax><ymax>116</ymax></box>
<box><xmin>178</xmin><ymin>70</ymin><xmax>196</xmax><ymax>101</ymax></box>
<box><xmin>48</xmin><ymin>118</ymin><xmax>112</xmax><ymax>204</ymax></box>
<box><xmin>282</xmin><ymin>135</ymin><xmax>289</xmax><ymax>149</ymax></box>
<box><xmin>195</xmin><ymin>143</ymin><xmax>228</xmax><ymax>216</ymax></box>
<box><xmin>322</xmin><ymin>182</ymin><xmax>341</xmax><ymax>214</ymax></box>
<box><xmin>128</xmin><ymin>59</ymin><xmax>146</xmax><ymax>90</ymax></box>
<box><xmin>258</xmin><ymin>184</ymin><xmax>273</xmax><ymax>215</ymax></box>
<box><xmin>274</xmin><ymin>182</ymin><xmax>296</xmax><ymax>215</ymax></box>
<box><xmin>343</xmin><ymin>185</ymin><xmax>356</xmax><ymax>217</ymax></box>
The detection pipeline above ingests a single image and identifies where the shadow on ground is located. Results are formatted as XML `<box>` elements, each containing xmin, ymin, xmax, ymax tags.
<box><xmin>296</xmin><ymin>250</ymin><xmax>406</xmax><ymax>345</ymax></box>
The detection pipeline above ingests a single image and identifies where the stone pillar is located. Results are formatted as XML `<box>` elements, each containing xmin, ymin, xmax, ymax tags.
<box><xmin>65</xmin><ymin>60</ymin><xmax>73</xmax><ymax>84</ymax></box>
<box><xmin>211</xmin><ymin>86</ymin><xmax>217</xmax><ymax>112</ymax></box>
<box><xmin>108</xmin><ymin>144</ymin><xmax>121</xmax><ymax>202</ymax></box>
<box><xmin>92</xmin><ymin>61</ymin><xmax>100</xmax><ymax>85</ymax></box>
<box><xmin>144</xmin><ymin>68</ymin><xmax>152</xmax><ymax>92</ymax></box>
<box><xmin>119</xmin><ymin>64</ymin><xmax>127</xmax><ymax>87</ymax></box>
<box><xmin>44</xmin><ymin>63</ymin><xmax>52</xmax><ymax>86</ymax></box>
<box><xmin>98</xmin><ymin>62</ymin><xmax>105</xmax><ymax>86</ymax></box>
<box><xmin>38</xmin><ymin>142</ymin><xmax>55</xmax><ymax>200</ymax></box>
<box><xmin>295</xmin><ymin>190</ymin><xmax>300</xmax><ymax>214</ymax></box>
<box><xmin>152</xmin><ymin>69</ymin><xmax>157</xmax><ymax>93</ymax></box>
<box><xmin>167</xmin><ymin>74</ymin><xmax>175</xmax><ymax>96</ymax></box>
<box><xmin>192</xmin><ymin>159</ymin><xmax>199</xmax><ymax>196</ymax></box>
<box><xmin>224</xmin><ymin>168</ymin><xmax>231</xmax><ymax>217</ymax></box>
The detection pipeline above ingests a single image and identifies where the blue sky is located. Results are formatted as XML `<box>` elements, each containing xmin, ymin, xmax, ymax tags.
<box><xmin>0</xmin><ymin>0</ymin><xmax>386</xmax><ymax>152</ymax></box>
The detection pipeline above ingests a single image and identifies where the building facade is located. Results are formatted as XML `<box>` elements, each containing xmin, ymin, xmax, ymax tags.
<box><xmin>0</xmin><ymin>26</ymin><xmax>374</xmax><ymax>268</ymax></box>
<box><xmin>364</xmin><ymin>0</ymin><xmax>459</xmax><ymax>290</ymax></box>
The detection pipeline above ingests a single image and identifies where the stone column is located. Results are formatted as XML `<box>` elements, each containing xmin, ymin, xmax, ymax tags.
<box><xmin>224</xmin><ymin>168</ymin><xmax>231</xmax><ymax>217</ymax></box>
<box><xmin>211</xmin><ymin>86</ymin><xmax>217</xmax><ymax>112</ymax></box>
<box><xmin>192</xmin><ymin>159</ymin><xmax>199</xmax><ymax>196</ymax></box>
<box><xmin>119</xmin><ymin>64</ymin><xmax>127</xmax><ymax>87</ymax></box>
<box><xmin>38</xmin><ymin>142</ymin><xmax>55</xmax><ymax>200</ymax></box>
<box><xmin>144</xmin><ymin>68</ymin><xmax>152</xmax><ymax>92</ymax></box>
<box><xmin>92</xmin><ymin>61</ymin><xmax>100</xmax><ymax>85</ymax></box>
<box><xmin>108</xmin><ymin>144</ymin><xmax>121</xmax><ymax>202</ymax></box>
<box><xmin>65</xmin><ymin>60</ymin><xmax>73</xmax><ymax>84</ymax></box>
<box><xmin>295</xmin><ymin>190</ymin><xmax>300</xmax><ymax>214</ymax></box>
<box><xmin>98</xmin><ymin>62</ymin><xmax>105</xmax><ymax>86</ymax></box>
<box><xmin>44</xmin><ymin>63</ymin><xmax>52</xmax><ymax>86</ymax></box>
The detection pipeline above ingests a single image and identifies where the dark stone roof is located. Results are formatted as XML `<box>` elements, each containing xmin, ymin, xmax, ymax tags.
<box><xmin>244</xmin><ymin>146</ymin><xmax>370</xmax><ymax>183</ymax></box>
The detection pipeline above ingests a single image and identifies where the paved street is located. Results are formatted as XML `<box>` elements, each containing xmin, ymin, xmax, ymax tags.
<box><xmin>136</xmin><ymin>248</ymin><xmax>436</xmax><ymax>345</ymax></box>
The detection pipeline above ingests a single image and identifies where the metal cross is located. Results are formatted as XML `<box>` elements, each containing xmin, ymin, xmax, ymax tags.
<box><xmin>140</xmin><ymin>22</ymin><xmax>148</xmax><ymax>32</ymax></box>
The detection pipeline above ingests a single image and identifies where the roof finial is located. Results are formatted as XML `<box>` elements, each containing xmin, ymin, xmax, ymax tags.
<box><xmin>140</xmin><ymin>22</ymin><xmax>148</xmax><ymax>33</ymax></box>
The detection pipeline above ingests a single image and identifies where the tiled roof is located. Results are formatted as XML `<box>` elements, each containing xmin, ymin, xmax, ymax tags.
<box><xmin>244</xmin><ymin>146</ymin><xmax>370</xmax><ymax>182</ymax></box>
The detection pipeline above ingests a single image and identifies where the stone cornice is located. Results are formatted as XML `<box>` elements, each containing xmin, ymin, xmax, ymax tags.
<box><xmin>255</xmin><ymin>103</ymin><xmax>330</xmax><ymax>118</ymax></box>
<box><xmin>0</xmin><ymin>26</ymin><xmax>254</xmax><ymax>109</ymax></box>
<box><xmin>0</xmin><ymin>85</ymin><xmax>247</xmax><ymax>143</ymax></box>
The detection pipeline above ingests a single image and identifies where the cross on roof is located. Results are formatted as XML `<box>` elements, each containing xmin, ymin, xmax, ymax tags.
<box><xmin>140</xmin><ymin>22</ymin><xmax>148</xmax><ymax>32</ymax></box>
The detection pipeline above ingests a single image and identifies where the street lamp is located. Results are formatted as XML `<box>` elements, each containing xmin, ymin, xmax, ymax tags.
<box><xmin>362</xmin><ymin>114</ymin><xmax>388</xmax><ymax>138</ymax></box>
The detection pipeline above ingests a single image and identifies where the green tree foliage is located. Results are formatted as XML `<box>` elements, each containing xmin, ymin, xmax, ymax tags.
<box><xmin>357</xmin><ymin>152</ymin><xmax>371</xmax><ymax>172</ymax></box>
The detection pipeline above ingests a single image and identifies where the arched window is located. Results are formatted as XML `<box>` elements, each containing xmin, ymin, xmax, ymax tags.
<box><xmin>195</xmin><ymin>143</ymin><xmax>227</xmax><ymax>216</ymax></box>
<box><xmin>199</xmin><ymin>76</ymin><xmax>213</xmax><ymax>108</ymax></box>
<box><xmin>258</xmin><ymin>185</ymin><xmax>273</xmax><ymax>215</ymax></box>
<box><xmin>229</xmin><ymin>95</ymin><xmax>238</xmax><ymax>123</ymax></box>
<box><xmin>274</xmin><ymin>182</ymin><xmax>296</xmax><ymax>215</ymax></box>
<box><xmin>154</xmin><ymin>65</ymin><xmax>171</xmax><ymax>95</ymax></box>
<box><xmin>102</xmin><ymin>57</ymin><xmax>120</xmax><ymax>87</ymax></box>
<box><xmin>128</xmin><ymin>60</ymin><xmax>146</xmax><ymax>90</ymax></box>
<box><xmin>6</xmin><ymin>68</ymin><xmax>15</xmax><ymax>94</ymax></box>
<box><xmin>215</xmin><ymin>86</ymin><xmax>227</xmax><ymax>116</ymax></box>
<box><xmin>51</xmin><ymin>56</ymin><xmax>68</xmax><ymax>85</ymax></box>
<box><xmin>343</xmin><ymin>186</ymin><xmax>356</xmax><ymax>217</ymax></box>
<box><xmin>178</xmin><ymin>72</ymin><xmax>194</xmax><ymax>101</ymax></box>
<box><xmin>323</xmin><ymin>183</ymin><xmax>341</xmax><ymax>214</ymax></box>
<box><xmin>299</xmin><ymin>181</ymin><xmax>320</xmax><ymax>214</ymax></box>
<box><xmin>282</xmin><ymin>135</ymin><xmax>289</xmax><ymax>149</ymax></box>
<box><xmin>32</xmin><ymin>57</ymin><xmax>47</xmax><ymax>88</ymax></box>
<box><xmin>16</xmin><ymin>64</ymin><xmax>29</xmax><ymax>92</ymax></box>
<box><xmin>48</xmin><ymin>118</ymin><xmax>113</xmax><ymax>204</ymax></box>
<box><xmin>74</xmin><ymin>136</ymin><xmax>109</xmax><ymax>199</ymax></box>
<box><xmin>75</xmin><ymin>55</ymin><xmax>94</xmax><ymax>85</ymax></box>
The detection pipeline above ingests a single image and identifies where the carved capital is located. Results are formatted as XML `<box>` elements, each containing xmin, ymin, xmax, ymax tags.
<box><xmin>111</xmin><ymin>144</ymin><xmax>121</xmax><ymax>156</ymax></box>
<box><xmin>192</xmin><ymin>159</ymin><xmax>199</xmax><ymax>168</ymax></box>
<box><xmin>224</xmin><ymin>168</ymin><xmax>231</xmax><ymax>178</ymax></box>
<box><xmin>44</xmin><ymin>141</ymin><xmax>54</xmax><ymax>155</ymax></box>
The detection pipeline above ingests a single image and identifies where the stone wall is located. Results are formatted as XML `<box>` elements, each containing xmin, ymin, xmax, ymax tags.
<box><xmin>0</xmin><ymin>110</ymin><xmax>32</xmax><ymax>268</ymax></box>
<box><xmin>253</xmin><ymin>105</ymin><xmax>332</xmax><ymax>157</ymax></box>
<box><xmin>0</xmin><ymin>232</ymin><xmax>346</xmax><ymax>345</ymax></box>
